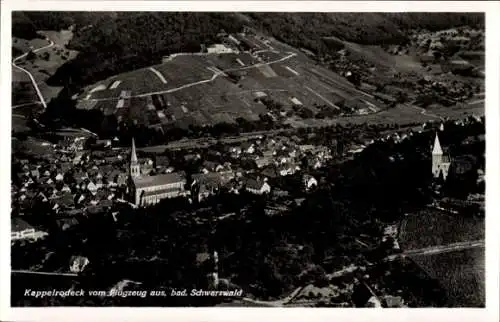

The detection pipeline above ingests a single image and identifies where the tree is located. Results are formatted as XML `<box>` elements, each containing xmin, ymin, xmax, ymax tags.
<box><xmin>26</xmin><ymin>50</ymin><xmax>36</xmax><ymax>61</ymax></box>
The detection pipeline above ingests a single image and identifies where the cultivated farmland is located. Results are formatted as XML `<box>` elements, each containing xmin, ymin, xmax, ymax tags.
<box><xmin>74</xmin><ymin>35</ymin><xmax>391</xmax><ymax>128</ymax></box>
<box><xmin>411</xmin><ymin>247</ymin><xmax>485</xmax><ymax>307</ymax></box>
<box><xmin>399</xmin><ymin>208</ymin><xmax>484</xmax><ymax>251</ymax></box>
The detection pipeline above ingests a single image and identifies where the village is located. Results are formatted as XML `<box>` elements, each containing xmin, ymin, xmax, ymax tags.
<box><xmin>8</xmin><ymin>11</ymin><xmax>487</xmax><ymax>309</ymax></box>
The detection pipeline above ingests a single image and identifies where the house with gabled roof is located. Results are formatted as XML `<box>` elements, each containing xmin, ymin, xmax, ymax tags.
<box><xmin>245</xmin><ymin>177</ymin><xmax>271</xmax><ymax>195</ymax></box>
<box><xmin>87</xmin><ymin>181</ymin><xmax>98</xmax><ymax>195</ymax></box>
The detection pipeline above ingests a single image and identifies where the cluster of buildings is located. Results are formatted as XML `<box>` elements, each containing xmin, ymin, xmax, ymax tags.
<box><xmin>127</xmin><ymin>135</ymin><xmax>330</xmax><ymax>206</ymax></box>
<box><xmin>11</xmin><ymin>114</ymin><xmax>484</xmax><ymax>246</ymax></box>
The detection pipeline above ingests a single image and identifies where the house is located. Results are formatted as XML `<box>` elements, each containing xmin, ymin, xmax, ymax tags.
<box><xmin>191</xmin><ymin>172</ymin><xmax>233</xmax><ymax>201</ymax></box>
<box><xmin>312</xmin><ymin>159</ymin><xmax>322</xmax><ymax>169</ymax></box>
<box><xmin>261</xmin><ymin>165</ymin><xmax>279</xmax><ymax>179</ymax></box>
<box><xmin>366</xmin><ymin>296</ymin><xmax>382</xmax><ymax>308</ymax></box>
<box><xmin>11</xmin><ymin>217</ymin><xmax>48</xmax><ymax>243</ymax></box>
<box><xmin>37</xmin><ymin>192</ymin><xmax>48</xmax><ymax>203</ymax></box>
<box><xmin>278</xmin><ymin>164</ymin><xmax>300</xmax><ymax>177</ymax></box>
<box><xmin>57</xmin><ymin>217</ymin><xmax>80</xmax><ymax>231</ymax></box>
<box><xmin>231</xmin><ymin>146</ymin><xmax>241</xmax><ymax>155</ymax></box>
<box><xmin>245</xmin><ymin>178</ymin><xmax>271</xmax><ymax>195</ymax></box>
<box><xmin>95</xmin><ymin>178</ymin><xmax>104</xmax><ymax>189</ymax></box>
<box><xmin>116</xmin><ymin>173</ymin><xmax>128</xmax><ymax>187</ymax></box>
<box><xmin>303</xmin><ymin>174</ymin><xmax>318</xmax><ymax>191</ymax></box>
<box><xmin>201</xmin><ymin>160</ymin><xmax>219</xmax><ymax>172</ymax></box>
<box><xmin>215</xmin><ymin>163</ymin><xmax>230</xmax><ymax>172</ymax></box>
<box><xmin>106</xmin><ymin>170</ymin><xmax>121</xmax><ymax>187</ymax></box>
<box><xmin>70</xmin><ymin>256</ymin><xmax>90</xmax><ymax>273</ymax></box>
<box><xmin>207</xmin><ymin>43</ymin><xmax>234</xmax><ymax>54</ymax></box>
<box><xmin>59</xmin><ymin>162</ymin><xmax>71</xmax><ymax>173</ymax></box>
<box><xmin>155</xmin><ymin>155</ymin><xmax>170</xmax><ymax>168</ymax></box>
<box><xmin>30</xmin><ymin>169</ymin><xmax>40</xmax><ymax>179</ymax></box>
<box><xmin>58</xmin><ymin>192</ymin><xmax>75</xmax><ymax>209</ymax></box>
<box><xmin>255</xmin><ymin>157</ymin><xmax>272</xmax><ymax>169</ymax></box>
<box><xmin>383</xmin><ymin>296</ymin><xmax>405</xmax><ymax>308</ymax></box>
<box><xmin>87</xmin><ymin>181</ymin><xmax>98</xmax><ymax>195</ymax></box>
<box><xmin>55</xmin><ymin>173</ymin><xmax>64</xmax><ymax>181</ymax></box>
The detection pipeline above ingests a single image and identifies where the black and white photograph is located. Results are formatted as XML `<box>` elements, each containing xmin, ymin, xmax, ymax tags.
<box><xmin>1</xmin><ymin>1</ymin><xmax>499</xmax><ymax>321</ymax></box>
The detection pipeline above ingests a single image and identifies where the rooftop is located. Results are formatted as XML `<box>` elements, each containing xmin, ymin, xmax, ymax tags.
<box><xmin>133</xmin><ymin>172</ymin><xmax>186</xmax><ymax>189</ymax></box>
<box><xmin>246</xmin><ymin>177</ymin><xmax>266</xmax><ymax>190</ymax></box>
<box><xmin>142</xmin><ymin>186</ymin><xmax>184</xmax><ymax>197</ymax></box>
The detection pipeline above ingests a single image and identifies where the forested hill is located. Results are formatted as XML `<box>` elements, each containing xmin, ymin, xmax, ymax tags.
<box><xmin>12</xmin><ymin>12</ymin><xmax>484</xmax><ymax>88</ymax></box>
<box><xmin>249</xmin><ymin>13</ymin><xmax>484</xmax><ymax>50</ymax></box>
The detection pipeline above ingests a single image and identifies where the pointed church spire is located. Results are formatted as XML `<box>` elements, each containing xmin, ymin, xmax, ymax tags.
<box><xmin>131</xmin><ymin>138</ymin><xmax>138</xmax><ymax>163</ymax></box>
<box><xmin>432</xmin><ymin>133</ymin><xmax>443</xmax><ymax>155</ymax></box>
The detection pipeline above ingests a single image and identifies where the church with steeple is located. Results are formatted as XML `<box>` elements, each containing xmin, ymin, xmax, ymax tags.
<box><xmin>431</xmin><ymin>133</ymin><xmax>452</xmax><ymax>181</ymax></box>
<box><xmin>128</xmin><ymin>138</ymin><xmax>188</xmax><ymax>206</ymax></box>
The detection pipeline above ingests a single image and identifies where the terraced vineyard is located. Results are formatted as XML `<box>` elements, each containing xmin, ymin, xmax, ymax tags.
<box><xmin>411</xmin><ymin>247</ymin><xmax>485</xmax><ymax>307</ymax></box>
<box><xmin>399</xmin><ymin>208</ymin><xmax>484</xmax><ymax>251</ymax></box>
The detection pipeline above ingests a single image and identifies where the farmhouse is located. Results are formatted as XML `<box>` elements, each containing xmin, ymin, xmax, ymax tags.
<box><xmin>207</xmin><ymin>44</ymin><xmax>234</xmax><ymax>54</ymax></box>
<box><xmin>128</xmin><ymin>139</ymin><xmax>188</xmax><ymax>206</ymax></box>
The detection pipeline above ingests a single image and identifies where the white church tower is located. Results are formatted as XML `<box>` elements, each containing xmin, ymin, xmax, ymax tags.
<box><xmin>432</xmin><ymin>133</ymin><xmax>451</xmax><ymax>180</ymax></box>
<box><xmin>130</xmin><ymin>138</ymin><xmax>141</xmax><ymax>178</ymax></box>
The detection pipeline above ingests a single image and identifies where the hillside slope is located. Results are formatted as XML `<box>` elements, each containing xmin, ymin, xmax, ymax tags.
<box><xmin>12</xmin><ymin>12</ymin><xmax>484</xmax><ymax>88</ymax></box>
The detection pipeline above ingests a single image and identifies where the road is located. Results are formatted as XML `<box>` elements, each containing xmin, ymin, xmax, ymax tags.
<box><xmin>468</xmin><ymin>99</ymin><xmax>485</xmax><ymax>105</ymax></box>
<box><xmin>12</xmin><ymin>39</ymin><xmax>54</xmax><ymax>109</ymax></box>
<box><xmin>137</xmin><ymin>128</ymin><xmax>294</xmax><ymax>152</ymax></box>
<box><xmin>404</xmin><ymin>103</ymin><xmax>443</xmax><ymax>120</ymax></box>
<box><xmin>12</xmin><ymin>101</ymin><xmax>43</xmax><ymax>109</ymax></box>
<box><xmin>305</xmin><ymin>85</ymin><xmax>340</xmax><ymax>109</ymax></box>
<box><xmin>79</xmin><ymin>51</ymin><xmax>297</xmax><ymax>102</ymax></box>
<box><xmin>384</xmin><ymin>240</ymin><xmax>484</xmax><ymax>262</ymax></box>
<box><xmin>241</xmin><ymin>286</ymin><xmax>302</xmax><ymax>307</ymax></box>
<box><xmin>11</xmin><ymin>270</ymin><xmax>78</xmax><ymax>277</ymax></box>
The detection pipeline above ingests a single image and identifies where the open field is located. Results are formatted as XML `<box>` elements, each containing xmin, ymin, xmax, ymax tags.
<box><xmin>399</xmin><ymin>208</ymin><xmax>484</xmax><ymax>251</ymax></box>
<box><xmin>328</xmin><ymin>37</ymin><xmax>426</xmax><ymax>74</ymax></box>
<box><xmin>12</xmin><ymin>30</ymin><xmax>79</xmax><ymax>104</ymax></box>
<box><xmin>411</xmin><ymin>247</ymin><xmax>484</xmax><ymax>307</ymax></box>
<box><xmin>12</xmin><ymin>37</ymin><xmax>51</xmax><ymax>54</ymax></box>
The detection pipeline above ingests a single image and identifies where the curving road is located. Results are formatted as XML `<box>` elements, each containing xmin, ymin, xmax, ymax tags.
<box><xmin>12</xmin><ymin>39</ymin><xmax>54</xmax><ymax>109</ymax></box>
<box><xmin>405</xmin><ymin>103</ymin><xmax>443</xmax><ymax>120</ymax></box>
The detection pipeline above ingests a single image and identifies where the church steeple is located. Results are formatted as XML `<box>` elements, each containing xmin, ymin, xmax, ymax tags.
<box><xmin>432</xmin><ymin>133</ymin><xmax>443</xmax><ymax>155</ymax></box>
<box><xmin>130</xmin><ymin>138</ymin><xmax>140</xmax><ymax>178</ymax></box>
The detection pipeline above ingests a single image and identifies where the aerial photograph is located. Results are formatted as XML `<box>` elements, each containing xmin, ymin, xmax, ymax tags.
<box><xmin>10</xmin><ymin>12</ymin><xmax>485</xmax><ymax>307</ymax></box>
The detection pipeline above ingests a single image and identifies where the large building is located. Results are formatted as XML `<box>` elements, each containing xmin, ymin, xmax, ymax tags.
<box><xmin>11</xmin><ymin>217</ymin><xmax>48</xmax><ymax>244</ymax></box>
<box><xmin>129</xmin><ymin>139</ymin><xmax>187</xmax><ymax>206</ymax></box>
<box><xmin>431</xmin><ymin>133</ymin><xmax>452</xmax><ymax>180</ymax></box>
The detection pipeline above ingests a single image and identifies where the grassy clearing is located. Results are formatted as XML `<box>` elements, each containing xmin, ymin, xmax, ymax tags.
<box><xmin>12</xmin><ymin>37</ymin><xmax>51</xmax><ymax>55</ymax></box>
<box><xmin>12</xmin><ymin>30</ymin><xmax>79</xmax><ymax>103</ymax></box>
